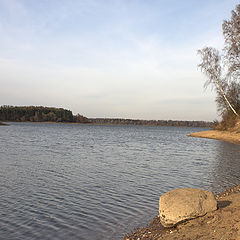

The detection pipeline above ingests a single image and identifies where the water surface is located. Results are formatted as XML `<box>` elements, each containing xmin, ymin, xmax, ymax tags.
<box><xmin>0</xmin><ymin>123</ymin><xmax>240</xmax><ymax>240</ymax></box>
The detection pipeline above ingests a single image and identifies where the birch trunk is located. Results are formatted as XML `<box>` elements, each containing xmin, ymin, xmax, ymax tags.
<box><xmin>216</xmin><ymin>79</ymin><xmax>239</xmax><ymax>116</ymax></box>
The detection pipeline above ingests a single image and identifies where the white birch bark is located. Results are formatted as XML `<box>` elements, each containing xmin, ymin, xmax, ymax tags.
<box><xmin>216</xmin><ymin>78</ymin><xmax>239</xmax><ymax>116</ymax></box>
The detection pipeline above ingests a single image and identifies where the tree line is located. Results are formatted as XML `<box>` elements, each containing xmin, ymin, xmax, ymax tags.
<box><xmin>89</xmin><ymin>118</ymin><xmax>213</xmax><ymax>128</ymax></box>
<box><xmin>0</xmin><ymin>105</ymin><xmax>213</xmax><ymax>127</ymax></box>
<box><xmin>0</xmin><ymin>106</ymin><xmax>89</xmax><ymax>123</ymax></box>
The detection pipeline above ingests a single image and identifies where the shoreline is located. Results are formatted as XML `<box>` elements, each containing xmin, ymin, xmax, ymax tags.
<box><xmin>0</xmin><ymin>120</ymin><xmax>213</xmax><ymax>128</ymax></box>
<box><xmin>189</xmin><ymin>129</ymin><xmax>240</xmax><ymax>145</ymax></box>
<box><xmin>0</xmin><ymin>121</ymin><xmax>88</xmax><ymax>125</ymax></box>
<box><xmin>124</xmin><ymin>130</ymin><xmax>240</xmax><ymax>240</ymax></box>
<box><xmin>124</xmin><ymin>184</ymin><xmax>240</xmax><ymax>240</ymax></box>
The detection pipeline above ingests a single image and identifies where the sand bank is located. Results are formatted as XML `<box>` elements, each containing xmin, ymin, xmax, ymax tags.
<box><xmin>189</xmin><ymin>130</ymin><xmax>240</xmax><ymax>145</ymax></box>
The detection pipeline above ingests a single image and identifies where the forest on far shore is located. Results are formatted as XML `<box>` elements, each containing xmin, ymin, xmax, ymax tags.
<box><xmin>0</xmin><ymin>105</ymin><xmax>213</xmax><ymax>128</ymax></box>
<box><xmin>0</xmin><ymin>105</ymin><xmax>89</xmax><ymax>123</ymax></box>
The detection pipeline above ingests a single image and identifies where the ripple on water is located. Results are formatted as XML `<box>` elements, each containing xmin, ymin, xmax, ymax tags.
<box><xmin>1</xmin><ymin>123</ymin><xmax>240</xmax><ymax>240</ymax></box>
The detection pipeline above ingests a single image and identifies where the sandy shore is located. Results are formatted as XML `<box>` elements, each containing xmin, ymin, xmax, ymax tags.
<box><xmin>123</xmin><ymin>185</ymin><xmax>240</xmax><ymax>240</ymax></box>
<box><xmin>124</xmin><ymin>130</ymin><xmax>240</xmax><ymax>240</ymax></box>
<box><xmin>189</xmin><ymin>129</ymin><xmax>240</xmax><ymax>145</ymax></box>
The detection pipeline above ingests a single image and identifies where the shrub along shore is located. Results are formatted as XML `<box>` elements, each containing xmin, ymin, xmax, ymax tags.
<box><xmin>123</xmin><ymin>131</ymin><xmax>240</xmax><ymax>240</ymax></box>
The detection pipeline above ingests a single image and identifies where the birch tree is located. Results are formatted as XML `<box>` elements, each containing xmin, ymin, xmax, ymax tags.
<box><xmin>198</xmin><ymin>4</ymin><xmax>240</xmax><ymax>117</ymax></box>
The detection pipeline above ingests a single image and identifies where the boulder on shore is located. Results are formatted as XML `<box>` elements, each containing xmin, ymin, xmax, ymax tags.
<box><xmin>159</xmin><ymin>188</ymin><xmax>217</xmax><ymax>227</ymax></box>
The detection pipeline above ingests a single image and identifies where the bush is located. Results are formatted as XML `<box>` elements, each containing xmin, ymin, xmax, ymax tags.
<box><xmin>215</xmin><ymin>111</ymin><xmax>238</xmax><ymax>130</ymax></box>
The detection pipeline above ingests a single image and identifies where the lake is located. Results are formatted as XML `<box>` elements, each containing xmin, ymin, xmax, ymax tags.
<box><xmin>1</xmin><ymin>122</ymin><xmax>240</xmax><ymax>240</ymax></box>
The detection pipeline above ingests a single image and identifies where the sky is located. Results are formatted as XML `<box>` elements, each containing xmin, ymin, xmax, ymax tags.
<box><xmin>0</xmin><ymin>0</ymin><xmax>239</xmax><ymax>121</ymax></box>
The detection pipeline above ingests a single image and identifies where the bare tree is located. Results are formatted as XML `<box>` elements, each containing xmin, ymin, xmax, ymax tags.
<box><xmin>198</xmin><ymin>47</ymin><xmax>239</xmax><ymax>116</ymax></box>
<box><xmin>223</xmin><ymin>4</ymin><xmax>240</xmax><ymax>81</ymax></box>
<box><xmin>198</xmin><ymin>4</ymin><xmax>240</xmax><ymax>117</ymax></box>
<box><xmin>215</xmin><ymin>81</ymin><xmax>240</xmax><ymax>116</ymax></box>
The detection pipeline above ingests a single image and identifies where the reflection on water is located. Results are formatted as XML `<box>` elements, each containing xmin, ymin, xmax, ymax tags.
<box><xmin>0</xmin><ymin>123</ymin><xmax>240</xmax><ymax>240</ymax></box>
<box><xmin>209</xmin><ymin>141</ymin><xmax>240</xmax><ymax>193</ymax></box>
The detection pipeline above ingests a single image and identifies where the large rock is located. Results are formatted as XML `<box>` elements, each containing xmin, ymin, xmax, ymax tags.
<box><xmin>159</xmin><ymin>188</ymin><xmax>217</xmax><ymax>227</ymax></box>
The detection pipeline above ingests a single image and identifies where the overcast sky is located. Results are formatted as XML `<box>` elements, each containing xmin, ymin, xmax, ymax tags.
<box><xmin>0</xmin><ymin>0</ymin><xmax>239</xmax><ymax>121</ymax></box>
